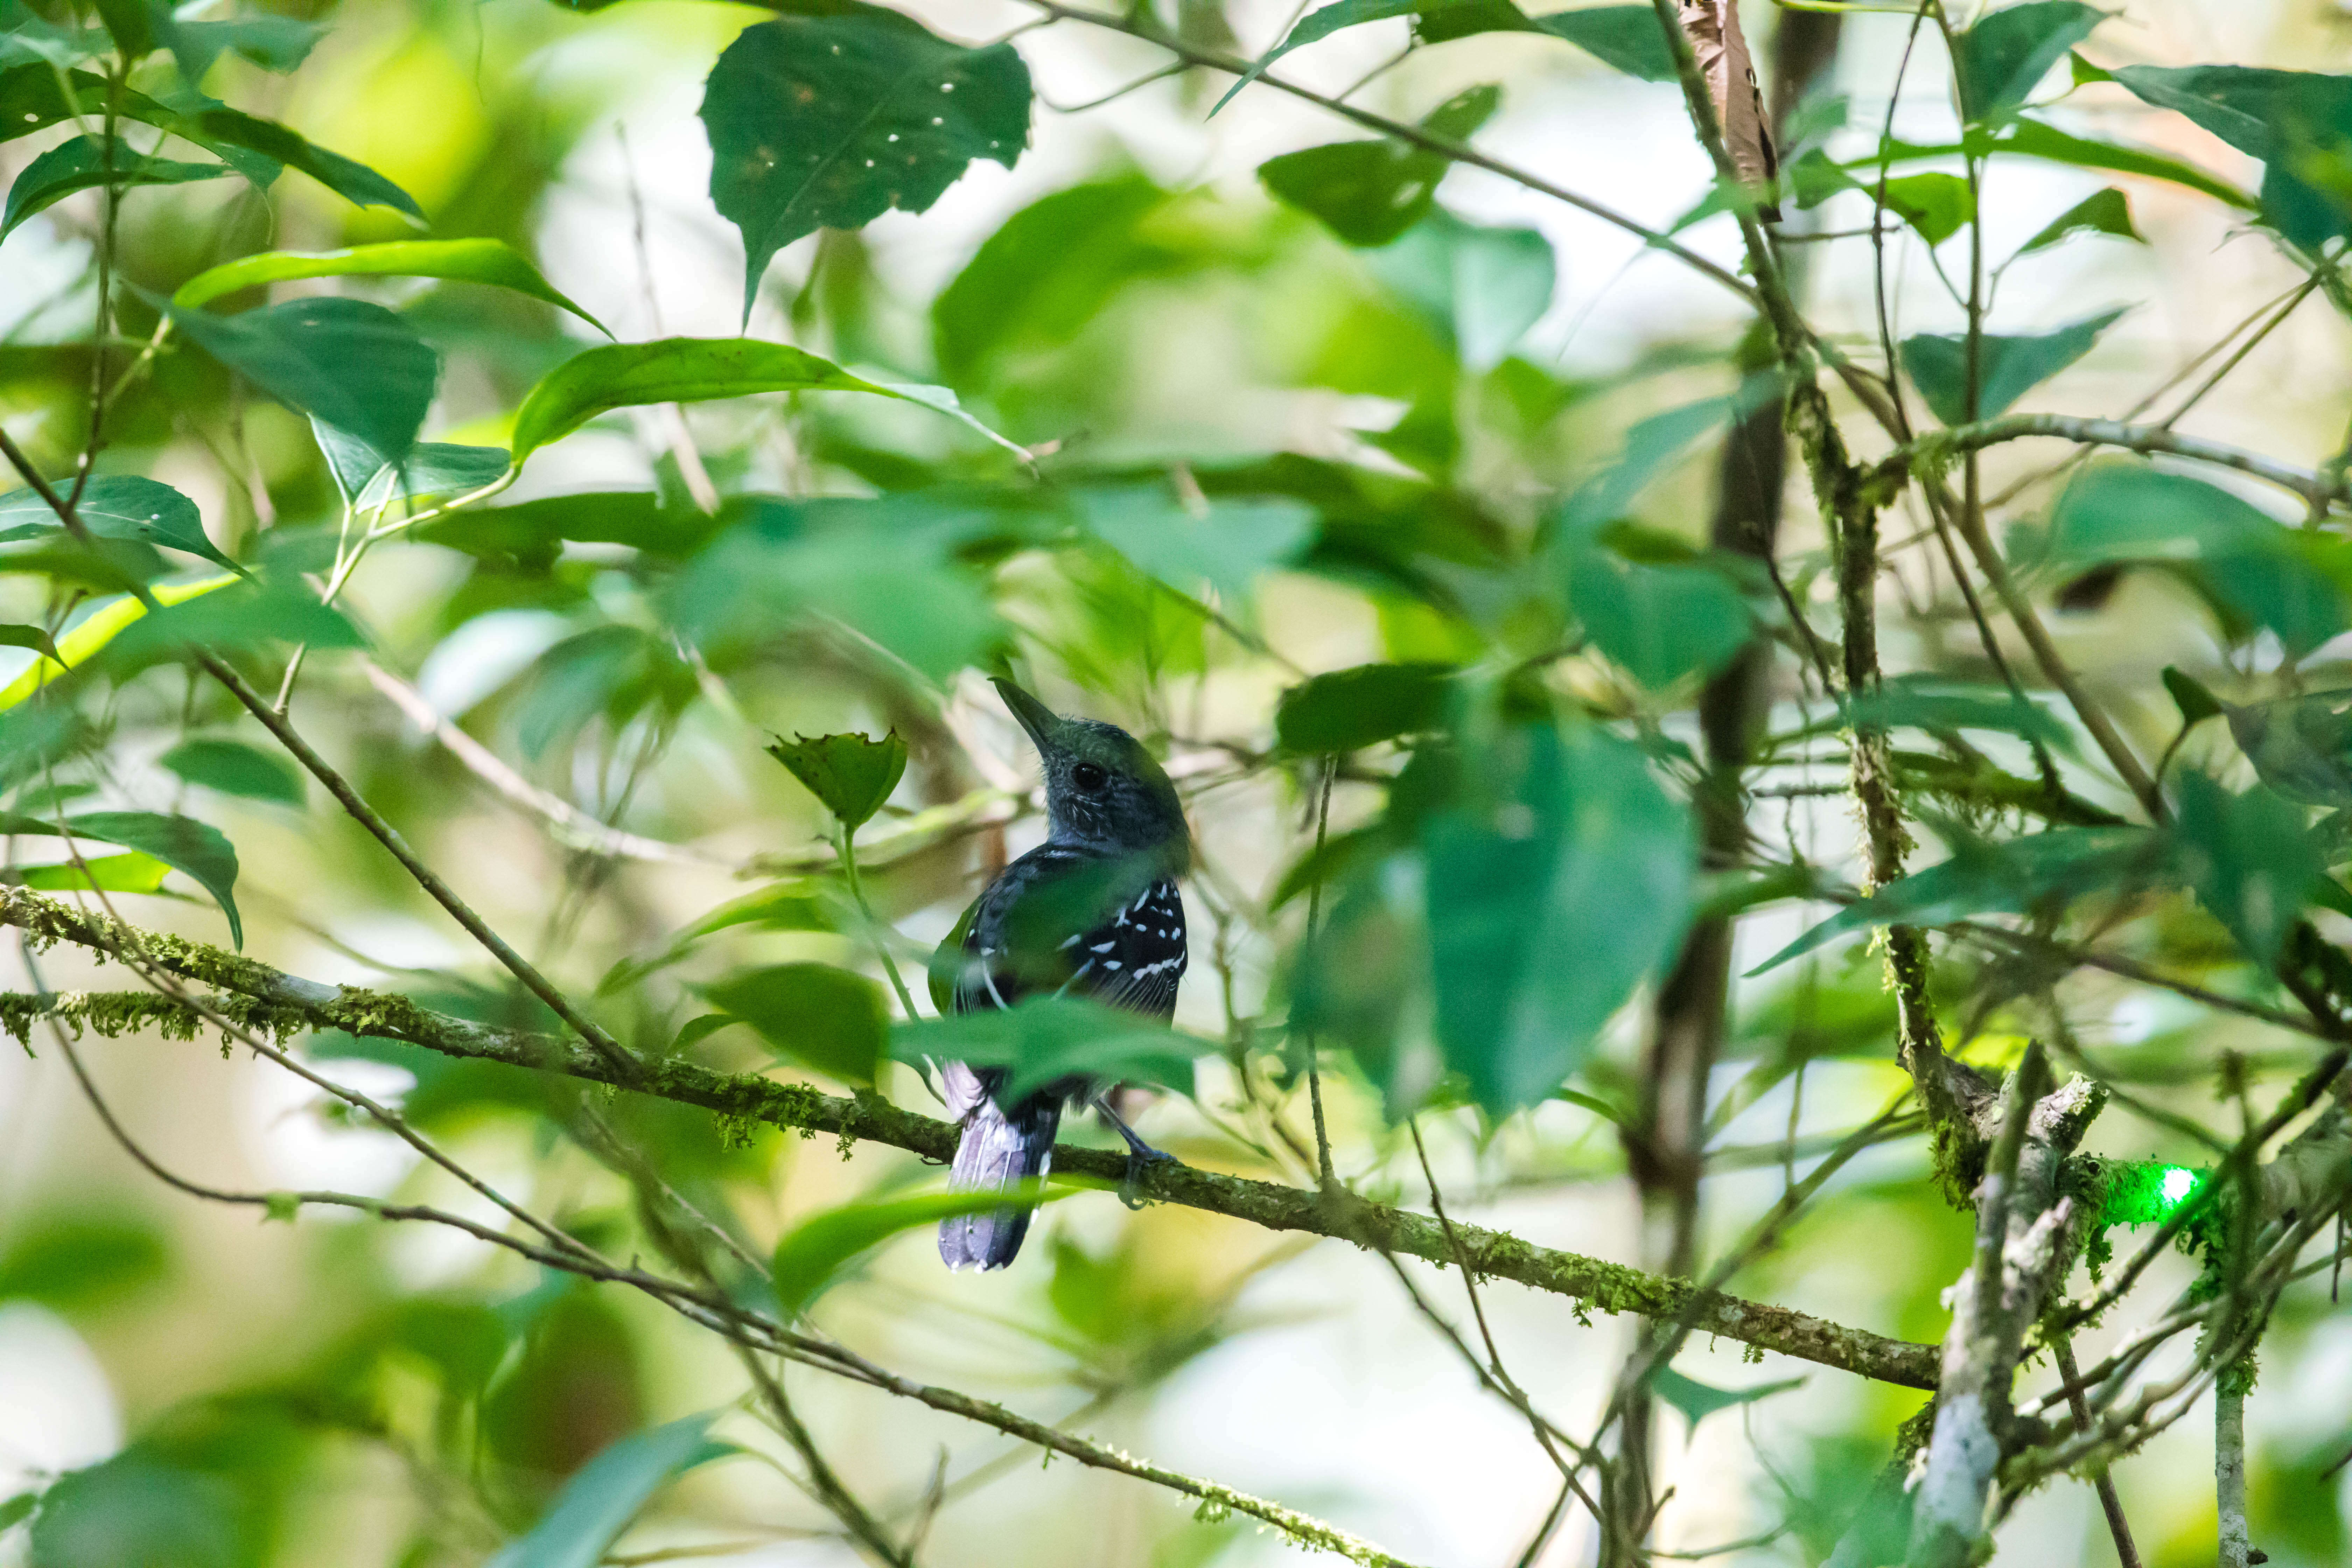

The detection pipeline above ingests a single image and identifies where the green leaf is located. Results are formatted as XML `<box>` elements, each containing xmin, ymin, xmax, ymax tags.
<box><xmin>1529</xmin><ymin>6</ymin><xmax>1676</xmax><ymax>81</ymax></box>
<box><xmin>26</xmin><ymin>1455</ymin><xmax>240</xmax><ymax>1568</ymax></box>
<box><xmin>165</xmin><ymin>296</ymin><xmax>438</xmax><ymax>464</ymax></box>
<box><xmin>2163</xmin><ymin>666</ymin><xmax>2224</xmax><ymax>727</ymax></box>
<box><xmin>349</xmin><ymin>441</ymin><xmax>510</xmax><ymax>513</ymax></box>
<box><xmin>483</xmin><ymin>1412</ymin><xmax>727</xmax><ymax>1568</ymax></box>
<box><xmin>1275</xmin><ymin>662</ymin><xmax>1452</xmax><ymax>753</ymax></box>
<box><xmin>164</xmin><ymin>14</ymin><xmax>324</xmax><ymax>76</ymax></box>
<box><xmin>697</xmin><ymin>963</ymin><xmax>886</xmax><ymax>1085</ymax></box>
<box><xmin>0</xmin><ymin>475</ymin><xmax>239</xmax><ymax>574</ymax></box>
<box><xmin>1</xmin><ymin>134</ymin><xmax>227</xmax><ymax>240</ymax></box>
<box><xmin>1954</xmin><ymin>1</ymin><xmax>2106</xmax><ymax>126</ymax></box>
<box><xmin>1899</xmin><ymin>307</ymin><xmax>2122</xmax><ymax>424</ymax></box>
<box><xmin>1258</xmin><ymin>84</ymin><xmax>1499</xmax><ymax>247</ymax></box>
<box><xmin>700</xmin><ymin>4</ymin><xmax>1029</xmax><ymax>315</ymax></box>
<box><xmin>2106</xmin><ymin>65</ymin><xmax>2352</xmax><ymax>245</ymax></box>
<box><xmin>0</xmin><ymin>574</ymin><xmax>238</xmax><ymax>711</ymax></box>
<box><xmin>2222</xmin><ymin>690</ymin><xmax>2352</xmax><ymax>806</ymax></box>
<box><xmin>0</xmin><ymin>1210</ymin><xmax>168</xmax><ymax>1309</ymax></box>
<box><xmin>1857</xmin><ymin>118</ymin><xmax>2256</xmax><ymax>211</ymax></box>
<box><xmin>2014</xmin><ymin>186</ymin><xmax>2144</xmax><ymax>256</ymax></box>
<box><xmin>0</xmin><ymin>809</ymin><xmax>241</xmax><ymax>945</ymax></box>
<box><xmin>665</xmin><ymin>496</ymin><xmax>1004</xmax><ymax>681</ymax></box>
<box><xmin>1650</xmin><ymin>1365</ymin><xmax>1806</xmax><ymax>1432</ymax></box>
<box><xmin>1563</xmin><ymin>539</ymin><xmax>1752</xmax><ymax>689</ymax></box>
<box><xmin>174</xmin><ymin>239</ymin><xmax>604</xmax><ymax>332</ymax></box>
<box><xmin>1210</xmin><ymin>0</ymin><xmax>1414</xmax><ymax>114</ymax></box>
<box><xmin>1078</xmin><ymin>488</ymin><xmax>1317</xmax><ymax>609</ymax></box>
<box><xmin>1364</xmin><ymin>210</ymin><xmax>1554</xmax><ymax>371</ymax></box>
<box><xmin>932</xmin><ymin>176</ymin><xmax>1183</xmax><ymax>385</ymax></box>
<box><xmin>1424</xmin><ymin>725</ymin><xmax>1694</xmax><ymax>1112</ymax></box>
<box><xmin>99</xmin><ymin>576</ymin><xmax>364</xmax><ymax>672</ymax></box>
<box><xmin>2172</xmin><ymin>771</ymin><xmax>2318</xmax><ymax>968</ymax></box>
<box><xmin>509</xmin><ymin>337</ymin><xmax>1020</xmax><ymax>465</ymax></box>
<box><xmin>20</xmin><ymin>852</ymin><xmax>172</xmax><ymax>893</ymax></box>
<box><xmin>1788</xmin><ymin>678</ymin><xmax>2079</xmax><ymax>757</ymax></box>
<box><xmin>1878</xmin><ymin>171</ymin><xmax>1975</xmax><ymax>245</ymax></box>
<box><xmin>413</xmin><ymin>490</ymin><xmax>721</xmax><ymax>566</ymax></box>
<box><xmin>771</xmin><ymin>1185</ymin><xmax>1066</xmax><ymax>1316</ymax></box>
<box><xmin>764</xmin><ymin>731</ymin><xmax>907</xmax><ymax>831</ymax></box>
<box><xmin>2047</xmin><ymin>463</ymin><xmax>2347</xmax><ymax>653</ymax></box>
<box><xmin>0</xmin><ymin>623</ymin><xmax>57</xmax><ymax>661</ymax></box>
<box><xmin>1748</xmin><ymin>826</ymin><xmax>2158</xmax><ymax>975</ymax></box>
<box><xmin>890</xmin><ymin>995</ymin><xmax>1205</xmax><ymax>1105</ymax></box>
<box><xmin>180</xmin><ymin>100</ymin><xmax>422</xmax><ymax>217</ymax></box>
<box><xmin>0</xmin><ymin>1490</ymin><xmax>34</xmax><ymax>1533</ymax></box>
<box><xmin>1562</xmin><ymin>373</ymin><xmax>1782</xmax><ymax>530</ymax></box>
<box><xmin>159</xmin><ymin>737</ymin><xmax>304</xmax><ymax>806</ymax></box>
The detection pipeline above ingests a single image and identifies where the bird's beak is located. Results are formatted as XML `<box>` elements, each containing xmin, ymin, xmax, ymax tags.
<box><xmin>992</xmin><ymin>677</ymin><xmax>1063</xmax><ymax>756</ymax></box>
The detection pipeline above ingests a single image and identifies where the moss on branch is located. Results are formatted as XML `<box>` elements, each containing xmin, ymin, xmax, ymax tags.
<box><xmin>0</xmin><ymin>887</ymin><xmax>1942</xmax><ymax>1391</ymax></box>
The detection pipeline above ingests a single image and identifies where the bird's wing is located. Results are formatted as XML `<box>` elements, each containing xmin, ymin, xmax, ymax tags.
<box><xmin>950</xmin><ymin>849</ymin><xmax>1185</xmax><ymax>1022</ymax></box>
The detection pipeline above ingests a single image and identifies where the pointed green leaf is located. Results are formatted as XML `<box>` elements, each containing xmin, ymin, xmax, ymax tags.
<box><xmin>509</xmin><ymin>338</ymin><xmax>1020</xmax><ymax>464</ymax></box>
<box><xmin>0</xmin><ymin>476</ymin><xmax>239</xmax><ymax>575</ymax></box>
<box><xmin>484</xmin><ymin>1412</ymin><xmax>728</xmax><ymax>1568</ymax></box>
<box><xmin>0</xmin><ymin>574</ymin><xmax>239</xmax><ymax>711</ymax></box>
<box><xmin>159</xmin><ymin>738</ymin><xmax>305</xmax><ymax>807</ymax></box>
<box><xmin>1</xmin><ymin>135</ymin><xmax>227</xmax><ymax>241</ymax></box>
<box><xmin>1878</xmin><ymin>171</ymin><xmax>1975</xmax><ymax>245</ymax></box>
<box><xmin>181</xmin><ymin>101</ymin><xmax>420</xmax><ymax>217</ymax></box>
<box><xmin>2172</xmin><ymin>771</ymin><xmax>2319</xmax><ymax>967</ymax></box>
<box><xmin>1276</xmin><ymin>663</ymin><xmax>1453</xmax><ymax>754</ymax></box>
<box><xmin>1365</xmin><ymin>211</ymin><xmax>1554</xmax><ymax>371</ymax></box>
<box><xmin>764</xmin><ymin>730</ymin><xmax>907</xmax><ymax>831</ymax></box>
<box><xmin>166</xmin><ymin>296</ymin><xmax>438</xmax><ymax>463</ymax></box>
<box><xmin>1424</xmin><ymin>726</ymin><xmax>1694</xmax><ymax>1112</ymax></box>
<box><xmin>700</xmin><ymin>4</ymin><xmax>1029</xmax><ymax>315</ymax></box>
<box><xmin>0</xmin><ymin>623</ymin><xmax>57</xmax><ymax>661</ymax></box>
<box><xmin>1078</xmin><ymin>489</ymin><xmax>1317</xmax><ymax>609</ymax></box>
<box><xmin>1748</xmin><ymin>827</ymin><xmax>2158</xmax><ymax>975</ymax></box>
<box><xmin>2015</xmin><ymin>187</ymin><xmax>2144</xmax><ymax>256</ymax></box>
<box><xmin>1954</xmin><ymin>1</ymin><xmax>2106</xmax><ymax>126</ymax></box>
<box><xmin>0</xmin><ymin>809</ymin><xmax>240</xmax><ymax>946</ymax></box>
<box><xmin>771</xmin><ymin>1185</ymin><xmax>1066</xmax><ymax>1316</ymax></box>
<box><xmin>1565</xmin><ymin>544</ymin><xmax>1753</xmax><ymax>689</ymax></box>
<box><xmin>174</xmin><ymin>239</ymin><xmax>604</xmax><ymax>331</ymax></box>
<box><xmin>697</xmin><ymin>963</ymin><xmax>886</xmax><ymax>1085</ymax></box>
<box><xmin>2162</xmin><ymin>666</ymin><xmax>2224</xmax><ymax>727</ymax></box>
<box><xmin>1258</xmin><ymin>85</ymin><xmax>1500</xmax><ymax>247</ymax></box>
<box><xmin>20</xmin><ymin>851</ymin><xmax>171</xmax><ymax>894</ymax></box>
<box><xmin>1210</xmin><ymin>0</ymin><xmax>1414</xmax><ymax>115</ymax></box>
<box><xmin>1529</xmin><ymin>6</ymin><xmax>1675</xmax><ymax>79</ymax></box>
<box><xmin>2223</xmin><ymin>690</ymin><xmax>2352</xmax><ymax>806</ymax></box>
<box><xmin>1900</xmin><ymin>307</ymin><xmax>2123</xmax><ymax>424</ymax></box>
<box><xmin>1649</xmin><ymin>1366</ymin><xmax>1806</xmax><ymax>1432</ymax></box>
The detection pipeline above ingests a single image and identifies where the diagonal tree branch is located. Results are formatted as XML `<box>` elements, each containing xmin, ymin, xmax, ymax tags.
<box><xmin>0</xmin><ymin>886</ymin><xmax>1943</xmax><ymax>1390</ymax></box>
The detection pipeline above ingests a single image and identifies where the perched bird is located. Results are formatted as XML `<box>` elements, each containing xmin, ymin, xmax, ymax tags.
<box><xmin>934</xmin><ymin>678</ymin><xmax>1191</xmax><ymax>1271</ymax></box>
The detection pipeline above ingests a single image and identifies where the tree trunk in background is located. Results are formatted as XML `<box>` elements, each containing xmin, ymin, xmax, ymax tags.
<box><xmin>1602</xmin><ymin>11</ymin><xmax>1844</xmax><ymax>1563</ymax></box>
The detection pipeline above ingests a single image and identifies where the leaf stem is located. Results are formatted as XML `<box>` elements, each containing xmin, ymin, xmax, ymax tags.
<box><xmin>840</xmin><ymin>822</ymin><xmax>919</xmax><ymax>1021</ymax></box>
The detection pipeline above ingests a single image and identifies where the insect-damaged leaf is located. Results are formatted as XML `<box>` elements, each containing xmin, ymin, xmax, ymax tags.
<box><xmin>700</xmin><ymin>1</ymin><xmax>1029</xmax><ymax>316</ymax></box>
<box><xmin>764</xmin><ymin>730</ymin><xmax>907</xmax><ymax>831</ymax></box>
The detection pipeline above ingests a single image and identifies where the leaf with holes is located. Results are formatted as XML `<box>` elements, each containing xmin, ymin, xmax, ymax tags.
<box><xmin>764</xmin><ymin>730</ymin><xmax>907</xmax><ymax>831</ymax></box>
<box><xmin>700</xmin><ymin>3</ymin><xmax>1029</xmax><ymax>316</ymax></box>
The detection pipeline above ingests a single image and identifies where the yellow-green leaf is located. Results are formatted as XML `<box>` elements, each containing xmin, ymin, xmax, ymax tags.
<box><xmin>174</xmin><ymin>239</ymin><xmax>606</xmax><ymax>334</ymax></box>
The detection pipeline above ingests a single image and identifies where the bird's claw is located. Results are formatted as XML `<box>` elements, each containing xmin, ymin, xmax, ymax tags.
<box><xmin>1120</xmin><ymin>1146</ymin><xmax>1176</xmax><ymax>1210</ymax></box>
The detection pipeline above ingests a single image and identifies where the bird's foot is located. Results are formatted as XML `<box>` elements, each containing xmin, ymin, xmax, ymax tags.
<box><xmin>1120</xmin><ymin>1144</ymin><xmax>1177</xmax><ymax>1210</ymax></box>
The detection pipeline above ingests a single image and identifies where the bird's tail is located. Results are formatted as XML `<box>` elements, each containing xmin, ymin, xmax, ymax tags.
<box><xmin>939</xmin><ymin>1092</ymin><xmax>1061</xmax><ymax>1270</ymax></box>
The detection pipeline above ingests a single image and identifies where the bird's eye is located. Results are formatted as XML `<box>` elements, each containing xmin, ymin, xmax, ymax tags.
<box><xmin>1071</xmin><ymin>762</ymin><xmax>1109</xmax><ymax>793</ymax></box>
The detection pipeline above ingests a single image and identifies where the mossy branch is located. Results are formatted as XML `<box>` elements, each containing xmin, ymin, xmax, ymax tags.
<box><xmin>0</xmin><ymin>887</ymin><xmax>1942</xmax><ymax>1391</ymax></box>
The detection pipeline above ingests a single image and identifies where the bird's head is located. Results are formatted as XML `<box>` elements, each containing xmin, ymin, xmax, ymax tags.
<box><xmin>994</xmin><ymin>677</ymin><xmax>1190</xmax><ymax>870</ymax></box>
